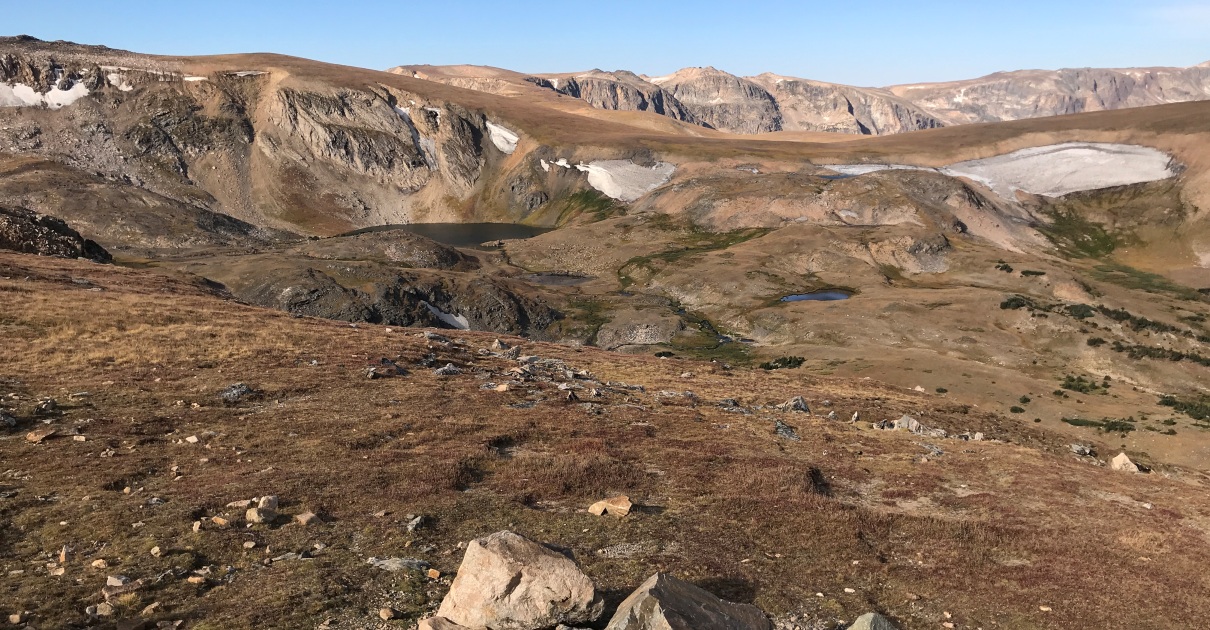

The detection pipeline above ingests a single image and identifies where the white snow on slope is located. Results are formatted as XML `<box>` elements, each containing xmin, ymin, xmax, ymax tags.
<box><xmin>485</xmin><ymin>120</ymin><xmax>520</xmax><ymax>154</ymax></box>
<box><xmin>183</xmin><ymin>76</ymin><xmax>208</xmax><ymax>82</ymax></box>
<box><xmin>106</xmin><ymin>73</ymin><xmax>135</xmax><ymax>91</ymax></box>
<box><xmin>422</xmin><ymin>301</ymin><xmax>470</xmax><ymax>330</ymax></box>
<box><xmin>0</xmin><ymin>82</ymin><xmax>90</xmax><ymax>109</ymax></box>
<box><xmin>826</xmin><ymin>143</ymin><xmax>1176</xmax><ymax>198</ymax></box>
<box><xmin>575</xmin><ymin>160</ymin><xmax>676</xmax><ymax>202</ymax></box>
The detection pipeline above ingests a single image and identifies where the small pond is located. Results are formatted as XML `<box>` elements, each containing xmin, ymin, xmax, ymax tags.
<box><xmin>522</xmin><ymin>273</ymin><xmax>593</xmax><ymax>286</ymax></box>
<box><xmin>341</xmin><ymin>223</ymin><xmax>552</xmax><ymax>249</ymax></box>
<box><xmin>781</xmin><ymin>290</ymin><xmax>852</xmax><ymax>302</ymax></box>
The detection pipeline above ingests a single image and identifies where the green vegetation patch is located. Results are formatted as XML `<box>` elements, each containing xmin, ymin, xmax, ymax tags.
<box><xmin>1061</xmin><ymin>417</ymin><xmax>1136</xmax><ymax>434</ymax></box>
<box><xmin>1036</xmin><ymin>209</ymin><xmax>1119</xmax><ymax>258</ymax></box>
<box><xmin>760</xmin><ymin>356</ymin><xmax>806</xmax><ymax>371</ymax></box>
<box><xmin>1090</xmin><ymin>263</ymin><xmax>1207</xmax><ymax>302</ymax></box>
<box><xmin>1159</xmin><ymin>395</ymin><xmax>1210</xmax><ymax>421</ymax></box>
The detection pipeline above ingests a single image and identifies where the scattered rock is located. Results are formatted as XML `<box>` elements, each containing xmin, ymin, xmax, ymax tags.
<box><xmin>368</xmin><ymin>358</ymin><xmax>407</xmax><ymax>379</ymax></box>
<box><xmin>9</xmin><ymin>612</ymin><xmax>27</xmax><ymax>624</ymax></box>
<box><xmin>1</xmin><ymin>411</ymin><xmax>17</xmax><ymax>428</ymax></box>
<box><xmin>141</xmin><ymin>602</ymin><xmax>161</xmax><ymax>616</ymax></box>
<box><xmin>379</xmin><ymin>608</ymin><xmax>398</xmax><ymax>621</ymax></box>
<box><xmin>219</xmin><ymin>383</ymin><xmax>256</xmax><ymax>404</ymax></box>
<box><xmin>243</xmin><ymin>541</ymin><xmax>257</xmax><ymax>550</ymax></box>
<box><xmin>226</xmin><ymin>499</ymin><xmax>254</xmax><ymax>508</ymax></box>
<box><xmin>184</xmin><ymin>435</ymin><xmax>199</xmax><ymax>444</ymax></box>
<box><xmin>427</xmin><ymin>568</ymin><xmax>442</xmax><ymax>579</ymax></box>
<box><xmin>1111</xmin><ymin>452</ymin><xmax>1140</xmax><ymax>473</ymax></box>
<box><xmin>1071</xmin><ymin>444</ymin><xmax>1095</xmax><ymax>457</ymax></box>
<box><xmin>150</xmin><ymin>546</ymin><xmax>162</xmax><ymax>557</ymax></box>
<box><xmin>893</xmin><ymin>415</ymin><xmax>921</xmax><ymax>433</ymax></box>
<box><xmin>33</xmin><ymin>398</ymin><xmax>58</xmax><ymax>416</ymax></box>
<box><xmin>91</xmin><ymin>558</ymin><xmax>108</xmax><ymax>569</ymax></box>
<box><xmin>589</xmin><ymin>495</ymin><xmax>633</xmax><ymax>517</ymax></box>
<box><xmin>848</xmin><ymin>612</ymin><xmax>897</xmax><ymax>630</ymax></box>
<box><xmin>407</xmin><ymin>514</ymin><xmax>429</xmax><ymax>532</ymax></box>
<box><xmin>211</xmin><ymin>516</ymin><xmax>230</xmax><ymax>527</ymax></box>
<box><xmin>491</xmin><ymin>339</ymin><xmax>511</xmax><ymax>351</ymax></box>
<box><xmin>604</xmin><ymin>573</ymin><xmax>772</xmax><ymax>630</ymax></box>
<box><xmin>437</xmin><ymin>531</ymin><xmax>604</xmax><ymax>630</ymax></box>
<box><xmin>295</xmin><ymin>511</ymin><xmax>318</xmax><ymax>526</ymax></box>
<box><xmin>106</xmin><ymin>575</ymin><xmax>129</xmax><ymax>587</ymax></box>
<box><xmin>367</xmin><ymin>557</ymin><xmax>430</xmax><ymax>572</ymax></box>
<box><xmin>434</xmin><ymin>363</ymin><xmax>463</xmax><ymax>376</ymax></box>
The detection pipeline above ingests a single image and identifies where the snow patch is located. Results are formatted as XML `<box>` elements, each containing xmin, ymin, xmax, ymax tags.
<box><xmin>555</xmin><ymin>158</ymin><xmax>570</xmax><ymax>168</ymax></box>
<box><xmin>540</xmin><ymin>159</ymin><xmax>550</xmax><ymax>172</ymax></box>
<box><xmin>230</xmin><ymin>71</ymin><xmax>266</xmax><ymax>77</ymax></box>
<box><xmin>825</xmin><ymin>143</ymin><xmax>1177</xmax><ymax>198</ymax></box>
<box><xmin>0</xmin><ymin>82</ymin><xmax>90</xmax><ymax>109</ymax></box>
<box><xmin>183</xmin><ymin>76</ymin><xmax>208</xmax><ymax>82</ymax></box>
<box><xmin>485</xmin><ymin>120</ymin><xmax>520</xmax><ymax>154</ymax></box>
<box><xmin>422</xmin><ymin>301</ymin><xmax>470</xmax><ymax>330</ymax></box>
<box><xmin>106</xmin><ymin>73</ymin><xmax>135</xmax><ymax>91</ymax></box>
<box><xmin>575</xmin><ymin>160</ymin><xmax>676</xmax><ymax>202</ymax></box>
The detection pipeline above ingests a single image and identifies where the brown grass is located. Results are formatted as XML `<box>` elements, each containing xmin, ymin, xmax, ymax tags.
<box><xmin>3</xmin><ymin>252</ymin><xmax>1210</xmax><ymax>629</ymax></box>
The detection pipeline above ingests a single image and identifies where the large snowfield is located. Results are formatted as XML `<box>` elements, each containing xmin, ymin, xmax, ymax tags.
<box><xmin>827</xmin><ymin>143</ymin><xmax>1177</xmax><ymax>197</ymax></box>
<box><xmin>0</xmin><ymin>82</ymin><xmax>90</xmax><ymax>109</ymax></box>
<box><xmin>574</xmin><ymin>160</ymin><xmax>676</xmax><ymax>201</ymax></box>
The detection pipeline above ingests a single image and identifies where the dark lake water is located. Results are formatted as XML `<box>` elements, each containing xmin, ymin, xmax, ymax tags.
<box><xmin>781</xmin><ymin>290</ymin><xmax>852</xmax><ymax>302</ymax></box>
<box><xmin>341</xmin><ymin>223</ymin><xmax>552</xmax><ymax>248</ymax></box>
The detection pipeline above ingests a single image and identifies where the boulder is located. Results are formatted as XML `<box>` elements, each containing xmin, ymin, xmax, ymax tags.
<box><xmin>605</xmin><ymin>573</ymin><xmax>772</xmax><ymax>630</ymax></box>
<box><xmin>1111</xmin><ymin>452</ymin><xmax>1139</xmax><ymax>473</ymax></box>
<box><xmin>893</xmin><ymin>415</ymin><xmax>921</xmax><ymax>433</ymax></box>
<box><xmin>782</xmin><ymin>396</ymin><xmax>810</xmax><ymax>413</ymax></box>
<box><xmin>848</xmin><ymin>612</ymin><xmax>898</xmax><ymax>630</ymax></box>
<box><xmin>437</xmin><ymin>531</ymin><xmax>603</xmax><ymax>630</ymax></box>
<box><xmin>1070</xmin><ymin>444</ymin><xmax>1094</xmax><ymax>457</ymax></box>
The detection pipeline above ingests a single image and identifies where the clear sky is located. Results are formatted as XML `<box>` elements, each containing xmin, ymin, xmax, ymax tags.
<box><xmin>7</xmin><ymin>0</ymin><xmax>1210</xmax><ymax>86</ymax></box>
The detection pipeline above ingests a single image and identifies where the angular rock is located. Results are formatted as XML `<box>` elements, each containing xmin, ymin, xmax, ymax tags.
<box><xmin>25</xmin><ymin>427</ymin><xmax>56</xmax><ymax>443</ymax></box>
<box><xmin>604</xmin><ymin>573</ymin><xmax>772</xmax><ymax>630</ymax></box>
<box><xmin>588</xmin><ymin>496</ymin><xmax>633</xmax><ymax>517</ymax></box>
<box><xmin>258</xmin><ymin>495</ymin><xmax>279</xmax><ymax>510</ymax></box>
<box><xmin>1111</xmin><ymin>452</ymin><xmax>1140</xmax><ymax>473</ymax></box>
<box><xmin>295</xmin><ymin>511</ymin><xmax>318</xmax><ymax>526</ymax></box>
<box><xmin>848</xmin><ymin>612</ymin><xmax>898</xmax><ymax>630</ymax></box>
<box><xmin>434</xmin><ymin>363</ymin><xmax>463</xmax><ymax>376</ymax></box>
<box><xmin>418</xmin><ymin>617</ymin><xmax>471</xmax><ymax>630</ymax></box>
<box><xmin>437</xmin><ymin>531</ymin><xmax>603</xmax><ymax>630</ymax></box>
<box><xmin>219</xmin><ymin>383</ymin><xmax>256</xmax><ymax>404</ymax></box>
<box><xmin>246</xmin><ymin>507</ymin><xmax>275</xmax><ymax>524</ymax></box>
<box><xmin>783</xmin><ymin>396</ymin><xmax>810</xmax><ymax>413</ymax></box>
<box><xmin>1070</xmin><ymin>444</ymin><xmax>1094</xmax><ymax>457</ymax></box>
<box><xmin>893</xmin><ymin>415</ymin><xmax>921</xmax><ymax>433</ymax></box>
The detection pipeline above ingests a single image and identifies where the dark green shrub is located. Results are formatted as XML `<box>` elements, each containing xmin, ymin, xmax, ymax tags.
<box><xmin>759</xmin><ymin>356</ymin><xmax>805</xmax><ymax>370</ymax></box>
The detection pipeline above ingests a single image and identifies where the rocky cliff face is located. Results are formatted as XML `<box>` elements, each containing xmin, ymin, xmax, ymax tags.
<box><xmin>649</xmin><ymin>67</ymin><xmax>784</xmax><ymax>134</ymax></box>
<box><xmin>529</xmin><ymin>70</ymin><xmax>704</xmax><ymax>126</ymax></box>
<box><xmin>0</xmin><ymin>205</ymin><xmax>111</xmax><ymax>261</ymax></box>
<box><xmin>889</xmin><ymin>64</ymin><xmax>1210</xmax><ymax>125</ymax></box>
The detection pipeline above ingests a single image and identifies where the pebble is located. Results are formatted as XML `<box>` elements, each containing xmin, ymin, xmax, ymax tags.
<box><xmin>151</xmin><ymin>546</ymin><xmax>162</xmax><ymax>557</ymax></box>
<box><xmin>243</xmin><ymin>541</ymin><xmax>257</xmax><ymax>549</ymax></box>
<box><xmin>296</xmin><ymin>511</ymin><xmax>318</xmax><ymax>526</ymax></box>
<box><xmin>379</xmin><ymin>608</ymin><xmax>397</xmax><ymax>620</ymax></box>
<box><xmin>91</xmin><ymin>559</ymin><xmax>108</xmax><ymax>569</ymax></box>
<box><xmin>106</xmin><ymin>575</ymin><xmax>129</xmax><ymax>587</ymax></box>
<box><xmin>185</xmin><ymin>435</ymin><xmax>199</xmax><ymax>444</ymax></box>
<box><xmin>844</xmin><ymin>587</ymin><xmax>856</xmax><ymax>593</ymax></box>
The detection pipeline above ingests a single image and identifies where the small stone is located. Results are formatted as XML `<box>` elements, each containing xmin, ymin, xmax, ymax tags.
<box><xmin>211</xmin><ymin>516</ymin><xmax>230</xmax><ymax>528</ymax></box>
<box><xmin>9</xmin><ymin>612</ymin><xmax>27</xmax><ymax>624</ymax></box>
<box><xmin>379</xmin><ymin>608</ymin><xmax>397</xmax><ymax>621</ymax></box>
<box><xmin>150</xmin><ymin>546</ymin><xmax>162</xmax><ymax>557</ymax></box>
<box><xmin>844</xmin><ymin>587</ymin><xmax>856</xmax><ymax>593</ymax></box>
<box><xmin>258</xmin><ymin>495</ymin><xmax>279</xmax><ymax>510</ymax></box>
<box><xmin>295</xmin><ymin>511</ymin><xmax>318</xmax><ymax>526</ymax></box>
<box><xmin>59</xmin><ymin>546</ymin><xmax>68</xmax><ymax>564</ymax></box>
<box><xmin>434</xmin><ymin>363</ymin><xmax>462</xmax><ymax>376</ymax></box>
<box><xmin>494</xmin><ymin>383</ymin><xmax>510</xmax><ymax>392</ymax></box>
<box><xmin>406</xmin><ymin>514</ymin><xmax>428</xmax><ymax>532</ymax></box>
<box><xmin>427</xmin><ymin>568</ymin><xmax>441</xmax><ymax>579</ymax></box>
<box><xmin>1070</xmin><ymin>444</ymin><xmax>1094</xmax><ymax>457</ymax></box>
<box><xmin>1039</xmin><ymin>605</ymin><xmax>1052</xmax><ymax>612</ymax></box>
<box><xmin>186</xmin><ymin>575</ymin><xmax>205</xmax><ymax>584</ymax></box>
<box><xmin>227</xmin><ymin>499</ymin><xmax>254</xmax><ymax>508</ymax></box>
<box><xmin>588</xmin><ymin>495</ymin><xmax>633</xmax><ymax>517</ymax></box>
<box><xmin>243</xmin><ymin>541</ymin><xmax>257</xmax><ymax>549</ymax></box>
<box><xmin>141</xmin><ymin>602</ymin><xmax>162</xmax><ymax>616</ymax></box>
<box><xmin>95</xmin><ymin>602</ymin><xmax>115</xmax><ymax>616</ymax></box>
<box><xmin>49</xmin><ymin>566</ymin><xmax>65</xmax><ymax>576</ymax></box>
<box><xmin>184</xmin><ymin>435</ymin><xmax>199</xmax><ymax>444</ymax></box>
<box><xmin>107</xmin><ymin>575</ymin><xmax>129</xmax><ymax>587</ymax></box>
<box><xmin>192</xmin><ymin>521</ymin><xmax>202</xmax><ymax>533</ymax></box>
<box><xmin>91</xmin><ymin>559</ymin><xmax>108</xmax><ymax>569</ymax></box>
<box><xmin>73</xmin><ymin>435</ymin><xmax>87</xmax><ymax>442</ymax></box>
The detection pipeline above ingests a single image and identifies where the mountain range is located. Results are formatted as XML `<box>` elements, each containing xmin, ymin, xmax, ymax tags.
<box><xmin>391</xmin><ymin>61</ymin><xmax>1210</xmax><ymax>135</ymax></box>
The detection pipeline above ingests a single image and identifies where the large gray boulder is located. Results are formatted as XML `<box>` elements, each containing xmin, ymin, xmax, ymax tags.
<box><xmin>437</xmin><ymin>531</ymin><xmax>603</xmax><ymax>630</ymax></box>
<box><xmin>604</xmin><ymin>573</ymin><xmax>772</xmax><ymax>630</ymax></box>
<box><xmin>848</xmin><ymin>612</ymin><xmax>897</xmax><ymax>630</ymax></box>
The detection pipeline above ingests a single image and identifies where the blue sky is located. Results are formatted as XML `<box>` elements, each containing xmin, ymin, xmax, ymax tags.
<box><xmin>7</xmin><ymin>1</ymin><xmax>1210</xmax><ymax>86</ymax></box>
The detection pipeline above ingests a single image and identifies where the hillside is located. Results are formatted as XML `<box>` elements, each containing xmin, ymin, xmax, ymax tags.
<box><xmin>4</xmin><ymin>252</ymin><xmax>1210</xmax><ymax>629</ymax></box>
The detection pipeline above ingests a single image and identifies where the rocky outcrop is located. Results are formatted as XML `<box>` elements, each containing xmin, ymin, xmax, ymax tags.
<box><xmin>530</xmin><ymin>70</ymin><xmax>703</xmax><ymax>126</ymax></box>
<box><xmin>848</xmin><ymin>612</ymin><xmax>898</xmax><ymax>630</ymax></box>
<box><xmin>436</xmin><ymin>531</ymin><xmax>604</xmax><ymax>630</ymax></box>
<box><xmin>749</xmin><ymin>74</ymin><xmax>944</xmax><ymax>135</ymax></box>
<box><xmin>0</xmin><ymin>206</ymin><xmax>110</xmax><ymax>261</ymax></box>
<box><xmin>650</xmin><ymin>67</ymin><xmax>783</xmax><ymax>134</ymax></box>
<box><xmin>604</xmin><ymin>573</ymin><xmax>773</xmax><ymax>630</ymax></box>
<box><xmin>889</xmin><ymin>64</ymin><xmax>1210</xmax><ymax>125</ymax></box>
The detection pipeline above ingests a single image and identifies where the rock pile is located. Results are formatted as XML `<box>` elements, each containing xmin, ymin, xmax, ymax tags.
<box><xmin>418</xmin><ymin>530</ymin><xmax>896</xmax><ymax>630</ymax></box>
